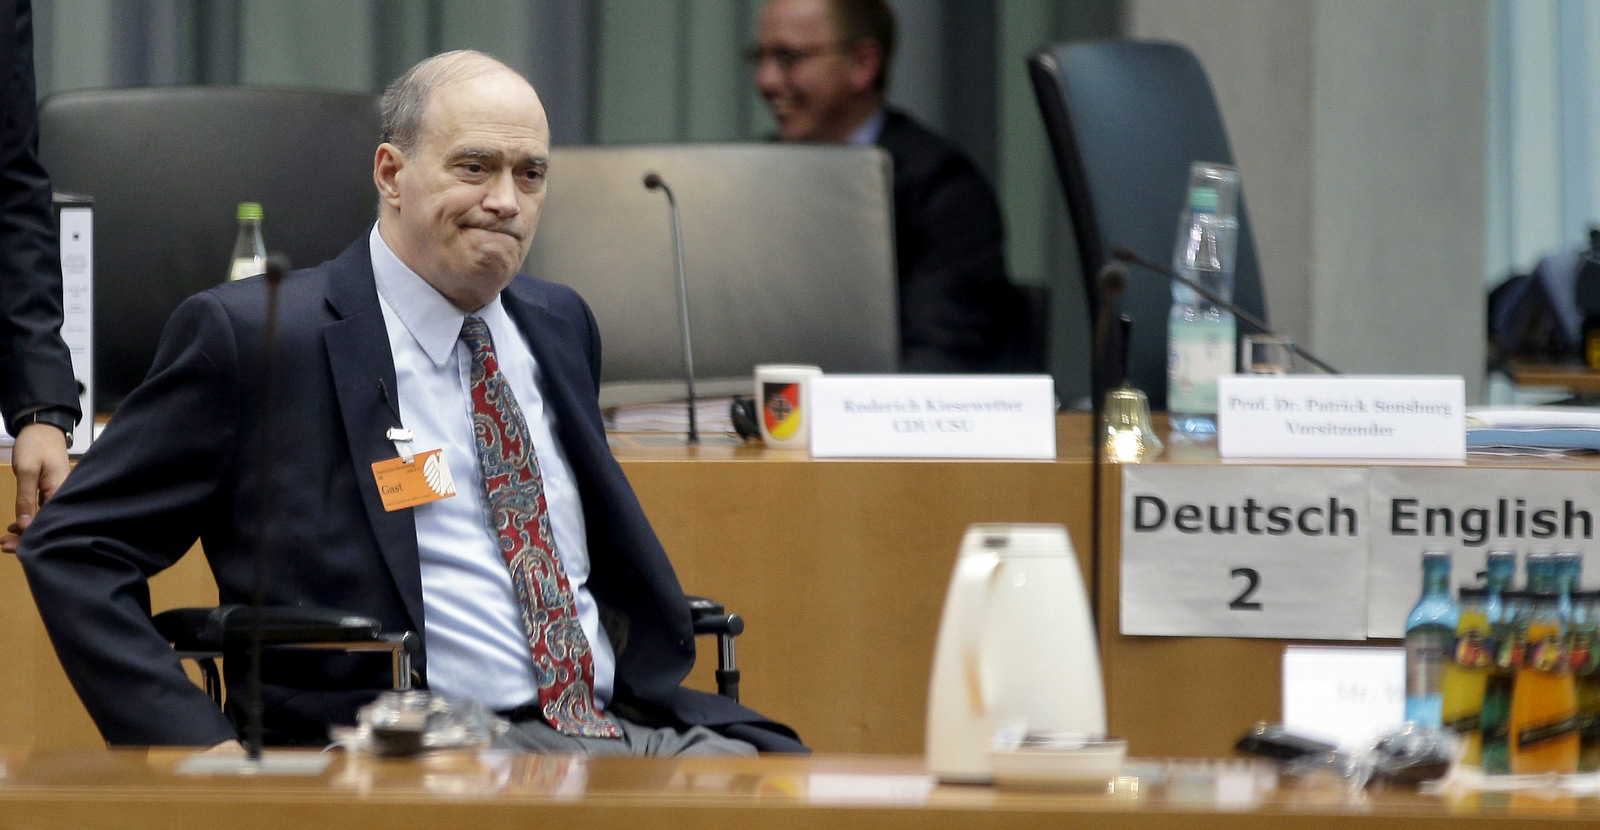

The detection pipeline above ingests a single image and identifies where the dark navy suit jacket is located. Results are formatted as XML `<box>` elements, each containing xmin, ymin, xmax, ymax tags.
<box><xmin>19</xmin><ymin>238</ymin><xmax>802</xmax><ymax>751</ymax></box>
<box><xmin>0</xmin><ymin>0</ymin><xmax>80</xmax><ymax>425</ymax></box>
<box><xmin>876</xmin><ymin>108</ymin><xmax>1027</xmax><ymax>373</ymax></box>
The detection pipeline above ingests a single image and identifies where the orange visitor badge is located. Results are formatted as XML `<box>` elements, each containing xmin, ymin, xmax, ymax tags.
<box><xmin>371</xmin><ymin>448</ymin><xmax>457</xmax><ymax>512</ymax></box>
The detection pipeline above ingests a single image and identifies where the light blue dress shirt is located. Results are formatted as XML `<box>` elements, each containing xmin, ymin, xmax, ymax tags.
<box><xmin>367</xmin><ymin>225</ymin><xmax>615</xmax><ymax>711</ymax></box>
<box><xmin>847</xmin><ymin>108</ymin><xmax>887</xmax><ymax>146</ymax></box>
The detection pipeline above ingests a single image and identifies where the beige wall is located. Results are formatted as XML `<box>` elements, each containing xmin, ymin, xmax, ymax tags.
<box><xmin>1130</xmin><ymin>0</ymin><xmax>1487</xmax><ymax>400</ymax></box>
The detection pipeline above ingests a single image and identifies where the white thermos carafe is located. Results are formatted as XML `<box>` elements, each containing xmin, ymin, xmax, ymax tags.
<box><xmin>925</xmin><ymin>523</ymin><xmax>1106</xmax><ymax>783</ymax></box>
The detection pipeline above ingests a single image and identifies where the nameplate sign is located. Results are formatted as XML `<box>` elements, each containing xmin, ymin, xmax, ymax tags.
<box><xmin>1217</xmin><ymin>375</ymin><xmax>1465</xmax><ymax>460</ymax></box>
<box><xmin>809</xmin><ymin>375</ymin><xmax>1055</xmax><ymax>459</ymax></box>
<box><xmin>1282</xmin><ymin>646</ymin><xmax>1404</xmax><ymax>750</ymax></box>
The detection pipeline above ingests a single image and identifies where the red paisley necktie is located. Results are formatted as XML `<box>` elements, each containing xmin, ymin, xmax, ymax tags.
<box><xmin>460</xmin><ymin>316</ymin><xmax>620</xmax><ymax>738</ymax></box>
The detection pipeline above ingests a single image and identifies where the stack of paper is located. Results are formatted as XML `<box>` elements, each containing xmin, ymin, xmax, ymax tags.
<box><xmin>1466</xmin><ymin>407</ymin><xmax>1600</xmax><ymax>454</ymax></box>
<box><xmin>606</xmin><ymin>397</ymin><xmax>736</xmax><ymax>435</ymax></box>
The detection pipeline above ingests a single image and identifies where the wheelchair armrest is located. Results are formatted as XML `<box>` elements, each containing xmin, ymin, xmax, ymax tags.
<box><xmin>685</xmin><ymin>595</ymin><xmax>724</xmax><ymax>616</ymax></box>
<box><xmin>685</xmin><ymin>595</ymin><xmax>745</xmax><ymax>637</ymax></box>
<box><xmin>152</xmin><ymin>605</ymin><xmax>382</xmax><ymax>651</ymax></box>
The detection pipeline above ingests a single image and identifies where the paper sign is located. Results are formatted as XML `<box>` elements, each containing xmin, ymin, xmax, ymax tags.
<box><xmin>1120</xmin><ymin>464</ymin><xmax>1369</xmax><ymax>639</ymax></box>
<box><xmin>1217</xmin><ymin>375</ymin><xmax>1465</xmax><ymax>460</ymax></box>
<box><xmin>1121</xmin><ymin>463</ymin><xmax>1600</xmax><ymax>640</ymax></box>
<box><xmin>808</xmin><ymin>375</ymin><xmax>1055</xmax><ymax>459</ymax></box>
<box><xmin>0</xmin><ymin>205</ymin><xmax>94</xmax><ymax>455</ymax></box>
<box><xmin>59</xmin><ymin>206</ymin><xmax>93</xmax><ymax>455</ymax></box>
<box><xmin>1282</xmin><ymin>646</ymin><xmax>1404</xmax><ymax>749</ymax></box>
<box><xmin>1366</xmin><ymin>466</ymin><xmax>1600</xmax><ymax>637</ymax></box>
<box><xmin>371</xmin><ymin>449</ymin><xmax>456</xmax><ymax>511</ymax></box>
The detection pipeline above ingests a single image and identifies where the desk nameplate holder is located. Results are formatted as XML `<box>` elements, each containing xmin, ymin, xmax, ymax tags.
<box><xmin>1217</xmin><ymin>375</ymin><xmax>1465</xmax><ymax>461</ymax></box>
<box><xmin>1281</xmin><ymin>646</ymin><xmax>1404</xmax><ymax>751</ymax></box>
<box><xmin>808</xmin><ymin>375</ymin><xmax>1056</xmax><ymax>460</ymax></box>
<box><xmin>176</xmin><ymin>751</ymin><xmax>333</xmax><ymax>777</ymax></box>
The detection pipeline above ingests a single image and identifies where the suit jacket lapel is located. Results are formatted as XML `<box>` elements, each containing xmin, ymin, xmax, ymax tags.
<box><xmin>502</xmin><ymin>281</ymin><xmax>645</xmax><ymax>626</ymax></box>
<box><xmin>502</xmin><ymin>282</ymin><xmax>604</xmax><ymax>461</ymax></box>
<box><xmin>321</xmin><ymin>242</ymin><xmax>426</xmax><ymax>637</ymax></box>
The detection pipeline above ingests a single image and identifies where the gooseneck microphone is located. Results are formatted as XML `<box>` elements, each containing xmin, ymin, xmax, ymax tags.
<box><xmin>1091</xmin><ymin>261</ymin><xmax>1130</xmax><ymax>395</ymax></box>
<box><xmin>245</xmin><ymin>252</ymin><xmax>292</xmax><ymax>761</ymax></box>
<box><xmin>1109</xmin><ymin>245</ymin><xmax>1340</xmax><ymax>375</ymax></box>
<box><xmin>643</xmin><ymin>172</ymin><xmax>699</xmax><ymax>445</ymax></box>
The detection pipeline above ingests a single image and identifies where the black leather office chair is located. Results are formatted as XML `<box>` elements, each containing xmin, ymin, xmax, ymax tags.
<box><xmin>1028</xmin><ymin>40</ymin><xmax>1268</xmax><ymax>410</ymax></box>
<box><xmin>38</xmin><ymin>86</ymin><xmax>383</xmax><ymax>414</ymax></box>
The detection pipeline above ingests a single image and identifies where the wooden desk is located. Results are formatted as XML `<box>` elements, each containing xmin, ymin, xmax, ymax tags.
<box><xmin>0</xmin><ymin>749</ymin><xmax>1591</xmax><ymax>830</ymax></box>
<box><xmin>1507</xmin><ymin>361</ymin><xmax>1600</xmax><ymax>396</ymax></box>
<box><xmin>0</xmin><ymin>417</ymin><xmax>1095</xmax><ymax>754</ymax></box>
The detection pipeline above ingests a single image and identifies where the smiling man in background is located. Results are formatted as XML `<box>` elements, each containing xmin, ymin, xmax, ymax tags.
<box><xmin>753</xmin><ymin>0</ymin><xmax>1028</xmax><ymax>372</ymax></box>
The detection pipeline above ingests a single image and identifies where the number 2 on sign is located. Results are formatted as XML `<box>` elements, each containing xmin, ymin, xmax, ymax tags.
<box><xmin>1230</xmin><ymin>567</ymin><xmax>1263</xmax><ymax>611</ymax></box>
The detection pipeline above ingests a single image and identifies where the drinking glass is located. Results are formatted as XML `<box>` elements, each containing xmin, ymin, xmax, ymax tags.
<box><xmin>1242</xmin><ymin>334</ymin><xmax>1294</xmax><ymax>375</ymax></box>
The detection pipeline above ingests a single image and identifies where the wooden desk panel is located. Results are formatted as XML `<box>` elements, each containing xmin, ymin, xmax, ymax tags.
<box><xmin>0</xmin><ymin>460</ymin><xmax>216</xmax><ymax>750</ymax></box>
<box><xmin>1095</xmin><ymin>461</ymin><xmax>1292</xmax><ymax>758</ymax></box>
<box><xmin>615</xmin><ymin>416</ymin><xmax>1095</xmax><ymax>754</ymax></box>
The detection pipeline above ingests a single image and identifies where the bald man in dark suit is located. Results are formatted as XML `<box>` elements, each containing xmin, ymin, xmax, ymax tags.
<box><xmin>19</xmin><ymin>50</ymin><xmax>801</xmax><ymax>755</ymax></box>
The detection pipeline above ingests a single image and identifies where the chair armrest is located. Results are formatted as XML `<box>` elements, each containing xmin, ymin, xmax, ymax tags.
<box><xmin>152</xmin><ymin>605</ymin><xmax>382</xmax><ymax>650</ymax></box>
<box><xmin>685</xmin><ymin>595</ymin><xmax>745</xmax><ymax>637</ymax></box>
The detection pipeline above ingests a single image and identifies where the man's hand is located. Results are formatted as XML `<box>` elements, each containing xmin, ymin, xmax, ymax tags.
<box><xmin>202</xmin><ymin>739</ymin><xmax>247</xmax><ymax>756</ymax></box>
<box><xmin>4</xmin><ymin>422</ymin><xmax>70</xmax><ymax>553</ymax></box>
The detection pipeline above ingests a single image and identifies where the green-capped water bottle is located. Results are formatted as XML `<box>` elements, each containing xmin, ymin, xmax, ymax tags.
<box><xmin>228</xmin><ymin>202</ymin><xmax>266</xmax><ymax>282</ymax></box>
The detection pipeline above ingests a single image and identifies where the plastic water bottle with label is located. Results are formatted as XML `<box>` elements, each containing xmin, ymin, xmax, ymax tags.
<box><xmin>1167</xmin><ymin>163</ymin><xmax>1239</xmax><ymax>435</ymax></box>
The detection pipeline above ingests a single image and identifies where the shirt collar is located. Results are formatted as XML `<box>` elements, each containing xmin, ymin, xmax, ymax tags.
<box><xmin>369</xmin><ymin>224</ymin><xmax>505</xmax><ymax>367</ymax></box>
<box><xmin>846</xmin><ymin>108</ymin><xmax>887</xmax><ymax>146</ymax></box>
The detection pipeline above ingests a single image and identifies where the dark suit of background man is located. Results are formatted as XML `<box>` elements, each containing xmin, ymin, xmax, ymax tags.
<box><xmin>19</xmin><ymin>50</ymin><xmax>802</xmax><ymax>755</ymax></box>
<box><xmin>0</xmin><ymin>0</ymin><xmax>83</xmax><ymax>553</ymax></box>
<box><xmin>753</xmin><ymin>0</ymin><xmax>1027</xmax><ymax>373</ymax></box>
